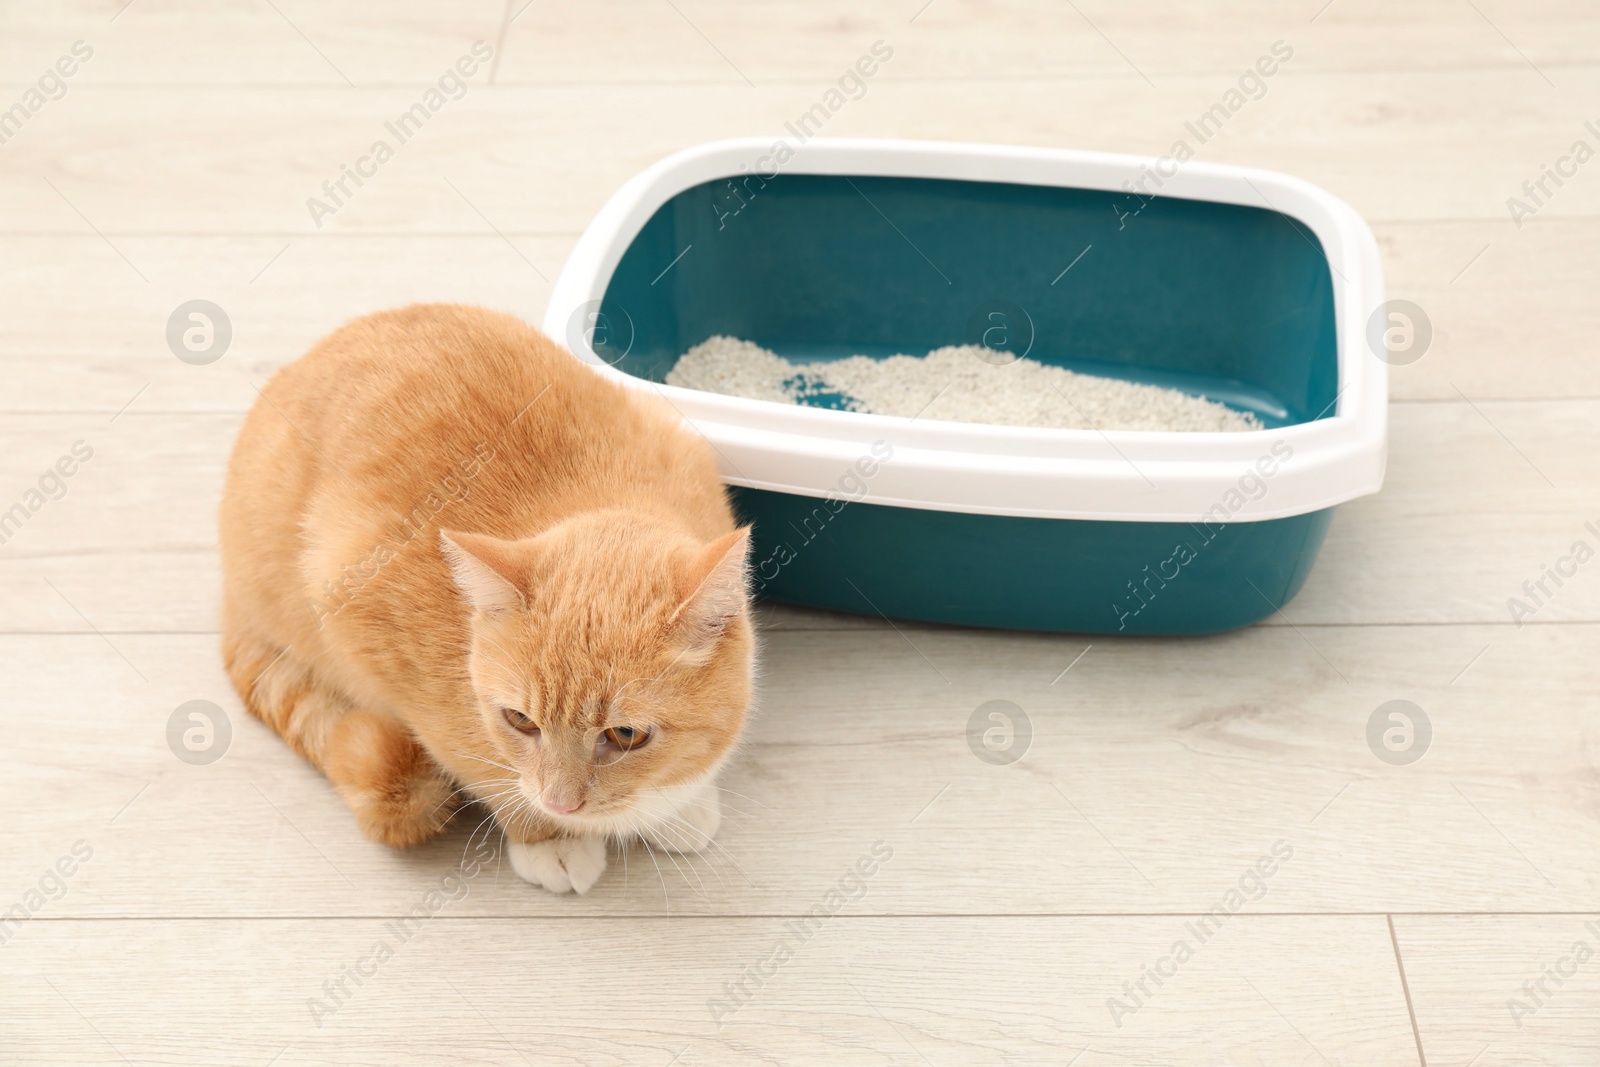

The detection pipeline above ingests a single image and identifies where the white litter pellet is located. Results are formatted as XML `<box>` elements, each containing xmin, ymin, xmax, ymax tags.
<box><xmin>665</xmin><ymin>336</ymin><xmax>1263</xmax><ymax>433</ymax></box>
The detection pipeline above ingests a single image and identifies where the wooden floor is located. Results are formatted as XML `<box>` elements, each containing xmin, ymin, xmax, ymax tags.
<box><xmin>3</xmin><ymin>1</ymin><xmax>1598</xmax><ymax>1063</ymax></box>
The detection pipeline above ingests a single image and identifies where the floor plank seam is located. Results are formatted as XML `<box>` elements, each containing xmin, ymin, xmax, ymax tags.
<box><xmin>1387</xmin><ymin>914</ymin><xmax>1429</xmax><ymax>1067</ymax></box>
<box><xmin>19</xmin><ymin>911</ymin><xmax>1600</xmax><ymax>921</ymax></box>
<box><xmin>4</xmin><ymin>62</ymin><xmax>1600</xmax><ymax>89</ymax></box>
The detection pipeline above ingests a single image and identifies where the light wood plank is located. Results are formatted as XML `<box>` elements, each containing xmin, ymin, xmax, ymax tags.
<box><xmin>1378</xmin><ymin>219</ymin><xmax>1600</xmax><ymax>402</ymax></box>
<box><xmin>498</xmin><ymin>0</ymin><xmax>1600</xmax><ymax>83</ymax></box>
<box><xmin>0</xmin><ymin>0</ymin><xmax>505</xmax><ymax>86</ymax></box>
<box><xmin>1395</xmin><ymin>915</ymin><xmax>1600</xmax><ymax>1066</ymax></box>
<box><xmin>2</xmin><ymin>622</ymin><xmax>1597</xmax><ymax>917</ymax></box>
<box><xmin>0</xmin><ymin>916</ymin><xmax>1415</xmax><ymax>1065</ymax></box>
<box><xmin>7</xmin><ymin>0</ymin><xmax>1598</xmax><ymax>87</ymax></box>
<box><xmin>1</xmin><ymin>71</ymin><xmax>1596</xmax><ymax>240</ymax></box>
<box><xmin>0</xmin><ymin>235</ymin><xmax>572</xmax><ymax>368</ymax></box>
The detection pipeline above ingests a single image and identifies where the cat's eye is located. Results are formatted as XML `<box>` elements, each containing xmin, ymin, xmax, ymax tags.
<box><xmin>501</xmin><ymin>707</ymin><xmax>539</xmax><ymax>737</ymax></box>
<box><xmin>603</xmin><ymin>725</ymin><xmax>651</xmax><ymax>750</ymax></box>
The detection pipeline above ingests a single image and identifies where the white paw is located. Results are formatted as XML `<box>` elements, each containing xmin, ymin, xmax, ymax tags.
<box><xmin>508</xmin><ymin>836</ymin><xmax>607</xmax><ymax>894</ymax></box>
<box><xmin>641</xmin><ymin>781</ymin><xmax>722</xmax><ymax>854</ymax></box>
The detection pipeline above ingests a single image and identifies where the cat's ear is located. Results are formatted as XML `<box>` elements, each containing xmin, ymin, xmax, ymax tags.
<box><xmin>439</xmin><ymin>530</ymin><xmax>527</xmax><ymax>616</ymax></box>
<box><xmin>670</xmin><ymin>528</ymin><xmax>752</xmax><ymax>653</ymax></box>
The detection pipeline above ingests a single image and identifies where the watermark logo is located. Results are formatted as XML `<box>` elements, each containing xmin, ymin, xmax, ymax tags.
<box><xmin>1115</xmin><ymin>40</ymin><xmax>1294</xmax><ymax>225</ymax></box>
<box><xmin>707</xmin><ymin>840</ymin><xmax>892</xmax><ymax>1028</ymax></box>
<box><xmin>0</xmin><ymin>440</ymin><xmax>94</xmax><ymax>548</ymax></box>
<box><xmin>1366</xmin><ymin>699</ymin><xmax>1430</xmax><ymax>766</ymax></box>
<box><xmin>752</xmin><ymin>440</ymin><xmax>893</xmax><ymax>591</ymax></box>
<box><xmin>966</xmin><ymin>700</ymin><xmax>1032</xmax><ymax>766</ymax></box>
<box><xmin>1506</xmin><ymin>121</ymin><xmax>1600</xmax><ymax>228</ymax></box>
<box><xmin>564</xmin><ymin>300</ymin><xmax>634</xmax><ymax>366</ymax></box>
<box><xmin>1113</xmin><ymin>439</ymin><xmax>1294</xmax><ymax>630</ymax></box>
<box><xmin>965</xmin><ymin>300</ymin><xmax>1033</xmax><ymax>365</ymax></box>
<box><xmin>0</xmin><ymin>40</ymin><xmax>93</xmax><ymax>147</ymax></box>
<box><xmin>0</xmin><ymin>840</ymin><xmax>94</xmax><ymax>946</ymax></box>
<box><xmin>309</xmin><ymin>838</ymin><xmax>498</xmax><ymax>1026</ymax></box>
<box><xmin>306</xmin><ymin>42</ymin><xmax>493</xmax><ymax>228</ymax></box>
<box><xmin>711</xmin><ymin>40</ymin><xmax>895</xmax><ymax>231</ymax></box>
<box><xmin>1506</xmin><ymin>522</ymin><xmax>1600</xmax><ymax>626</ymax></box>
<box><xmin>1366</xmin><ymin>299</ymin><xmax>1431</xmax><ymax>366</ymax></box>
<box><xmin>167</xmin><ymin>699</ymin><xmax>232</xmax><ymax>765</ymax></box>
<box><xmin>1107</xmin><ymin>840</ymin><xmax>1293</xmax><ymax>1027</ymax></box>
<box><xmin>310</xmin><ymin>440</ymin><xmax>498</xmax><ymax>625</ymax></box>
<box><xmin>166</xmin><ymin>300</ymin><xmax>232</xmax><ymax>365</ymax></box>
<box><xmin>1507</xmin><ymin>920</ymin><xmax>1600</xmax><ymax>1028</ymax></box>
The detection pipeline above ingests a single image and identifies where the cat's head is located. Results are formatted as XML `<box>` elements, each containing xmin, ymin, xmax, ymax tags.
<box><xmin>439</xmin><ymin>513</ymin><xmax>754</xmax><ymax>834</ymax></box>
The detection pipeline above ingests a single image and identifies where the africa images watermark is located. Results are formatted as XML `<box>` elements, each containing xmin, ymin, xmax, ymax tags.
<box><xmin>0</xmin><ymin>440</ymin><xmax>96</xmax><ymax>548</ymax></box>
<box><xmin>711</xmin><ymin>40</ymin><xmax>895</xmax><ymax>229</ymax></box>
<box><xmin>306</xmin><ymin>41</ymin><xmax>493</xmax><ymax>228</ymax></box>
<box><xmin>707</xmin><ymin>840</ymin><xmax>894</xmax><ymax>1028</ymax></box>
<box><xmin>1112</xmin><ymin>439</ymin><xmax>1294</xmax><ymax>630</ymax></box>
<box><xmin>0</xmin><ymin>41</ymin><xmax>94</xmax><ymax>147</ymax></box>
<box><xmin>1106</xmin><ymin>840</ymin><xmax>1294</xmax><ymax>1028</ymax></box>
<box><xmin>1115</xmin><ymin>40</ymin><xmax>1295</xmax><ymax>228</ymax></box>
<box><xmin>1506</xmin><ymin>920</ymin><xmax>1600</xmax><ymax>1029</ymax></box>
<box><xmin>1504</xmin><ymin>519</ymin><xmax>1600</xmax><ymax>626</ymax></box>
<box><xmin>310</xmin><ymin>440</ymin><xmax>497</xmax><ymax>625</ymax></box>
<box><xmin>308</xmin><ymin>837</ymin><xmax>497</xmax><ymax>1026</ymax></box>
<box><xmin>1505</xmin><ymin>119</ymin><xmax>1600</xmax><ymax>228</ymax></box>
<box><xmin>751</xmin><ymin>440</ymin><xmax>893</xmax><ymax>594</ymax></box>
<box><xmin>0</xmin><ymin>840</ymin><xmax>94</xmax><ymax>946</ymax></box>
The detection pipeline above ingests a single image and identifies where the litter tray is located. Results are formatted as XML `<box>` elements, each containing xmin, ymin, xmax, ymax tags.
<box><xmin>543</xmin><ymin>138</ymin><xmax>1386</xmax><ymax>634</ymax></box>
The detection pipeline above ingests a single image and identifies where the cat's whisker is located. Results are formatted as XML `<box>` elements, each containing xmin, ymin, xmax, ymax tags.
<box><xmin>478</xmin><ymin>628</ymin><xmax>533</xmax><ymax>674</ymax></box>
<box><xmin>637</xmin><ymin>835</ymin><xmax>671</xmax><ymax>909</ymax></box>
<box><xmin>433</xmin><ymin>789</ymin><xmax>476</xmax><ymax>819</ymax></box>
<box><xmin>471</xmin><ymin>627</ymin><xmax>522</xmax><ymax>663</ymax></box>
<box><xmin>464</xmin><ymin>779</ymin><xmax>523</xmax><ymax>803</ymax></box>
<box><xmin>501</xmin><ymin>791</ymin><xmax>543</xmax><ymax>838</ymax></box>
<box><xmin>473</xmin><ymin>643</ymin><xmax>538</xmax><ymax>701</ymax></box>
<box><xmin>445</xmin><ymin>775</ymin><xmax>511</xmax><ymax>799</ymax></box>
<box><xmin>437</xmin><ymin>775</ymin><xmax>516</xmax><ymax>814</ymax></box>
<box><xmin>460</xmin><ymin>655</ymin><xmax>519</xmax><ymax>691</ymax></box>
<box><xmin>674</xmin><ymin>793</ymin><xmax>758</xmax><ymax>823</ymax></box>
<box><xmin>643</xmin><ymin>826</ymin><xmax>710</xmax><ymax>902</ymax></box>
<box><xmin>463</xmin><ymin>753</ymin><xmax>521</xmax><ymax>776</ymax></box>
<box><xmin>470</xmin><ymin>631</ymin><xmax>529</xmax><ymax>680</ymax></box>
<box><xmin>648</xmin><ymin>811</ymin><xmax>753</xmax><ymax>889</ymax></box>
<box><xmin>610</xmin><ymin>644</ymin><xmax>695</xmax><ymax>705</ymax></box>
<box><xmin>706</xmin><ymin>786</ymin><xmax>775</xmax><ymax>813</ymax></box>
<box><xmin>470</xmin><ymin>778</ymin><xmax>522</xmax><ymax>797</ymax></box>
<box><xmin>644</xmin><ymin>815</ymin><xmax>731</xmax><ymax>893</ymax></box>
<box><xmin>471</xmin><ymin>791</ymin><xmax>528</xmax><ymax>816</ymax></box>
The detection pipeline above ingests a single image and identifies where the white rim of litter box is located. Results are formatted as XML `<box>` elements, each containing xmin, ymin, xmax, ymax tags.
<box><xmin>542</xmin><ymin>137</ymin><xmax>1387</xmax><ymax>524</ymax></box>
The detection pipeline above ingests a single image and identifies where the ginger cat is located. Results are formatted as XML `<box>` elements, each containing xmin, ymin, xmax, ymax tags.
<box><xmin>219</xmin><ymin>304</ymin><xmax>754</xmax><ymax>894</ymax></box>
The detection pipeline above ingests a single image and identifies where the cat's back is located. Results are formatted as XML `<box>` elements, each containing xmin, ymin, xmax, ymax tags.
<box><xmin>226</xmin><ymin>303</ymin><xmax>730</xmax><ymax>555</ymax></box>
<box><xmin>266</xmin><ymin>303</ymin><xmax>612</xmax><ymax>449</ymax></box>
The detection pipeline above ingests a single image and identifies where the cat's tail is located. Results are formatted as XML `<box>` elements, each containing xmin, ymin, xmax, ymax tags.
<box><xmin>221</xmin><ymin>628</ymin><xmax>458</xmax><ymax>847</ymax></box>
<box><xmin>222</xmin><ymin>630</ymin><xmax>342</xmax><ymax>765</ymax></box>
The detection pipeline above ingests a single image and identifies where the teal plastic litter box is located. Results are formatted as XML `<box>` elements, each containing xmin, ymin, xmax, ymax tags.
<box><xmin>543</xmin><ymin>138</ymin><xmax>1387</xmax><ymax>634</ymax></box>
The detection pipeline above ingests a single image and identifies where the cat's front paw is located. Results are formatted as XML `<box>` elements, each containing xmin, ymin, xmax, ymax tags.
<box><xmin>642</xmin><ymin>782</ymin><xmax>721</xmax><ymax>854</ymax></box>
<box><xmin>508</xmin><ymin>836</ymin><xmax>607</xmax><ymax>894</ymax></box>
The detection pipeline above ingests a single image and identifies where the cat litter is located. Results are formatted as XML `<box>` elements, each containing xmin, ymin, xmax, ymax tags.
<box><xmin>665</xmin><ymin>336</ymin><xmax>1263</xmax><ymax>433</ymax></box>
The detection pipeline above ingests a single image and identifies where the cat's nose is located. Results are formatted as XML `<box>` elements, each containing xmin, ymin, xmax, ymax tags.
<box><xmin>543</xmin><ymin>795</ymin><xmax>583</xmax><ymax>814</ymax></box>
